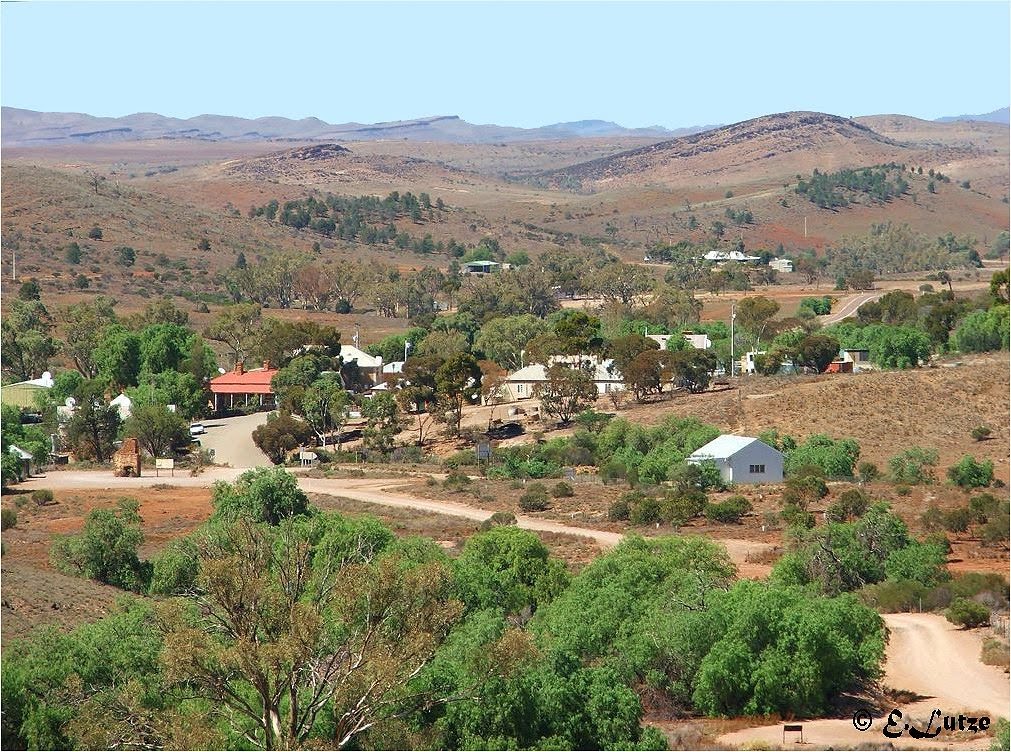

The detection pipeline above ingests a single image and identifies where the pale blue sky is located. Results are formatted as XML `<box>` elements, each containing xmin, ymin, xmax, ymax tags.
<box><xmin>2</xmin><ymin>1</ymin><xmax>1008</xmax><ymax>129</ymax></box>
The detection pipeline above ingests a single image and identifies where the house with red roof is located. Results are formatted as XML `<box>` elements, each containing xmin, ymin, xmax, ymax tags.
<box><xmin>209</xmin><ymin>361</ymin><xmax>279</xmax><ymax>412</ymax></box>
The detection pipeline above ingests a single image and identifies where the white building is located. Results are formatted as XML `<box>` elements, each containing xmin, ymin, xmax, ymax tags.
<box><xmin>703</xmin><ymin>250</ymin><xmax>761</xmax><ymax>263</ymax></box>
<box><xmin>687</xmin><ymin>435</ymin><xmax>784</xmax><ymax>485</ymax></box>
<box><xmin>770</xmin><ymin>257</ymin><xmax>794</xmax><ymax>273</ymax></box>
<box><xmin>647</xmin><ymin>333</ymin><xmax>712</xmax><ymax>351</ymax></box>
<box><xmin>501</xmin><ymin>357</ymin><xmax>624</xmax><ymax>402</ymax></box>
<box><xmin>339</xmin><ymin>345</ymin><xmax>384</xmax><ymax>385</ymax></box>
<box><xmin>110</xmin><ymin>392</ymin><xmax>133</xmax><ymax>420</ymax></box>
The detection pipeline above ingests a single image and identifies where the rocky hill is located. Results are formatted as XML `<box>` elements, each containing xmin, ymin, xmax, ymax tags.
<box><xmin>534</xmin><ymin>111</ymin><xmax>918</xmax><ymax>190</ymax></box>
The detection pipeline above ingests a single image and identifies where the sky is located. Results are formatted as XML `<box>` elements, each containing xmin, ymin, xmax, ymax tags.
<box><xmin>2</xmin><ymin>1</ymin><xmax>1009</xmax><ymax>129</ymax></box>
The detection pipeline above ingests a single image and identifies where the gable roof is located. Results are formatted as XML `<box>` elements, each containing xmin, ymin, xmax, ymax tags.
<box><xmin>688</xmin><ymin>434</ymin><xmax>775</xmax><ymax>460</ymax></box>
<box><xmin>340</xmin><ymin>345</ymin><xmax>382</xmax><ymax>370</ymax></box>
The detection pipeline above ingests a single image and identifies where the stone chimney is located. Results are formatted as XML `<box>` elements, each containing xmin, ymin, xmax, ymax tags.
<box><xmin>233</xmin><ymin>361</ymin><xmax>245</xmax><ymax>375</ymax></box>
<box><xmin>262</xmin><ymin>360</ymin><xmax>272</xmax><ymax>370</ymax></box>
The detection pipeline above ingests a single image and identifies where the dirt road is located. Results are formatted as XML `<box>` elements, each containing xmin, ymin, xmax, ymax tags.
<box><xmin>717</xmin><ymin>612</ymin><xmax>1010</xmax><ymax>750</ymax></box>
<box><xmin>20</xmin><ymin>471</ymin><xmax>773</xmax><ymax>566</ymax></box>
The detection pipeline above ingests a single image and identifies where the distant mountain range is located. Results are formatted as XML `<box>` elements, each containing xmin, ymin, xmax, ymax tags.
<box><xmin>0</xmin><ymin>107</ymin><xmax>718</xmax><ymax>146</ymax></box>
<box><xmin>934</xmin><ymin>107</ymin><xmax>1009</xmax><ymax>124</ymax></box>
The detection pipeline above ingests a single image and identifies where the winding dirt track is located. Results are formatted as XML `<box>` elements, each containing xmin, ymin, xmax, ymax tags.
<box><xmin>717</xmin><ymin>613</ymin><xmax>1011</xmax><ymax>750</ymax></box>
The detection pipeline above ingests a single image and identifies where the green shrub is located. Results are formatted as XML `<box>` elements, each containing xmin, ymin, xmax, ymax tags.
<box><xmin>785</xmin><ymin>435</ymin><xmax>861</xmax><ymax>478</ymax></box>
<box><xmin>857</xmin><ymin>461</ymin><xmax>880</xmax><ymax>483</ymax></box>
<box><xmin>982</xmin><ymin>515</ymin><xmax>1011</xmax><ymax>546</ymax></box>
<box><xmin>50</xmin><ymin>498</ymin><xmax>150</xmax><ymax>592</ymax></box>
<box><xmin>781</xmin><ymin>502</ymin><xmax>815</xmax><ymax>529</ymax></box>
<box><xmin>551</xmin><ymin>481</ymin><xmax>575</xmax><ymax>498</ymax></box>
<box><xmin>661</xmin><ymin>489</ymin><xmax>706</xmax><ymax>525</ymax></box>
<box><xmin>826</xmin><ymin>489</ymin><xmax>870</xmax><ymax>522</ymax></box>
<box><xmin>518</xmin><ymin>484</ymin><xmax>550</xmax><ymax>512</ymax></box>
<box><xmin>969</xmin><ymin>492</ymin><xmax>1002</xmax><ymax>522</ymax></box>
<box><xmin>946</xmin><ymin>455</ymin><xmax>994</xmax><ymax>489</ymax></box>
<box><xmin>858</xmin><ymin>579</ymin><xmax>929</xmax><ymax>613</ymax></box>
<box><xmin>479</xmin><ymin>511</ymin><xmax>518</xmax><ymax>531</ymax></box>
<box><xmin>971</xmin><ymin>425</ymin><xmax>993</xmax><ymax>442</ymax></box>
<box><xmin>629</xmin><ymin>494</ymin><xmax>662</xmax><ymax>525</ymax></box>
<box><xmin>704</xmin><ymin>495</ymin><xmax>752</xmax><ymax>523</ymax></box>
<box><xmin>31</xmin><ymin>488</ymin><xmax>54</xmax><ymax>505</ymax></box>
<box><xmin>607</xmin><ymin>498</ymin><xmax>631</xmax><ymax>521</ymax></box>
<box><xmin>781</xmin><ymin>474</ymin><xmax>828</xmax><ymax>509</ymax></box>
<box><xmin>443</xmin><ymin>470</ymin><xmax>472</xmax><ymax>491</ymax></box>
<box><xmin>945</xmin><ymin>597</ymin><xmax>990</xmax><ymax>629</ymax></box>
<box><xmin>1</xmin><ymin>507</ymin><xmax>17</xmax><ymax>531</ymax></box>
<box><xmin>888</xmin><ymin>446</ymin><xmax>938</xmax><ymax>484</ymax></box>
<box><xmin>991</xmin><ymin>718</ymin><xmax>1010</xmax><ymax>752</ymax></box>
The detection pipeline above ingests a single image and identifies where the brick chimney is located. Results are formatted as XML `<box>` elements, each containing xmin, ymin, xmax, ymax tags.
<box><xmin>262</xmin><ymin>360</ymin><xmax>272</xmax><ymax>370</ymax></box>
<box><xmin>233</xmin><ymin>361</ymin><xmax>245</xmax><ymax>375</ymax></box>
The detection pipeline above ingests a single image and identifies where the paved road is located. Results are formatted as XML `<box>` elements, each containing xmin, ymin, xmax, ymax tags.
<box><xmin>819</xmin><ymin>291</ymin><xmax>886</xmax><ymax>325</ymax></box>
<box><xmin>196</xmin><ymin>412</ymin><xmax>270</xmax><ymax>468</ymax></box>
<box><xmin>718</xmin><ymin>612</ymin><xmax>1010</xmax><ymax>750</ymax></box>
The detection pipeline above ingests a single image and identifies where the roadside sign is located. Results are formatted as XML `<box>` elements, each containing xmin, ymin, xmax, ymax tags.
<box><xmin>476</xmin><ymin>442</ymin><xmax>491</xmax><ymax>461</ymax></box>
<box><xmin>155</xmin><ymin>458</ymin><xmax>175</xmax><ymax>477</ymax></box>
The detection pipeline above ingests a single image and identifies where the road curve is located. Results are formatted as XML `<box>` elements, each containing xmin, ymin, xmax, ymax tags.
<box><xmin>718</xmin><ymin>612</ymin><xmax>1010</xmax><ymax>749</ymax></box>
<box><xmin>819</xmin><ymin>291</ymin><xmax>886</xmax><ymax>325</ymax></box>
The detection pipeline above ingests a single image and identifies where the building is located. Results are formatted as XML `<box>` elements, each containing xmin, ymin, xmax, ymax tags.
<box><xmin>687</xmin><ymin>435</ymin><xmax>784</xmax><ymax>485</ymax></box>
<box><xmin>339</xmin><ymin>345</ymin><xmax>384</xmax><ymax>386</ymax></box>
<box><xmin>500</xmin><ymin>358</ymin><xmax>625</xmax><ymax>402</ymax></box>
<box><xmin>110</xmin><ymin>393</ymin><xmax>133</xmax><ymax>420</ymax></box>
<box><xmin>841</xmin><ymin>349</ymin><xmax>871</xmax><ymax>372</ymax></box>
<box><xmin>461</xmin><ymin>260</ymin><xmax>501</xmax><ymax>275</ymax></box>
<box><xmin>703</xmin><ymin>250</ymin><xmax>761</xmax><ymax>264</ymax></box>
<box><xmin>770</xmin><ymin>257</ymin><xmax>794</xmax><ymax>273</ymax></box>
<box><xmin>1</xmin><ymin>371</ymin><xmax>54</xmax><ymax>409</ymax></box>
<box><xmin>209</xmin><ymin>361</ymin><xmax>279</xmax><ymax>411</ymax></box>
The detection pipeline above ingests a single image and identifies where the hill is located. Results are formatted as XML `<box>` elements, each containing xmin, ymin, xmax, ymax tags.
<box><xmin>935</xmin><ymin>106</ymin><xmax>1010</xmax><ymax>124</ymax></box>
<box><xmin>1</xmin><ymin>107</ymin><xmax>698</xmax><ymax>146</ymax></box>
<box><xmin>534</xmin><ymin>111</ymin><xmax>911</xmax><ymax>190</ymax></box>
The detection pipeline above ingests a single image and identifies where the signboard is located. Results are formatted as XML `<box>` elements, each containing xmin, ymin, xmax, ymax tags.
<box><xmin>155</xmin><ymin>458</ymin><xmax>174</xmax><ymax>477</ymax></box>
<box><xmin>563</xmin><ymin>466</ymin><xmax>576</xmax><ymax>481</ymax></box>
<box><xmin>475</xmin><ymin>442</ymin><xmax>491</xmax><ymax>461</ymax></box>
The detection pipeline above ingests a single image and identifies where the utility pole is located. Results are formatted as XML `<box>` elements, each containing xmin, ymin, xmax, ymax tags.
<box><xmin>804</xmin><ymin>216</ymin><xmax>808</xmax><ymax>239</ymax></box>
<box><xmin>730</xmin><ymin>300</ymin><xmax>736</xmax><ymax>377</ymax></box>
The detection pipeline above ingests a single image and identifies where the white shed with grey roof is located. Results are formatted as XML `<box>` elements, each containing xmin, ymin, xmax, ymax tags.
<box><xmin>687</xmin><ymin>435</ymin><xmax>784</xmax><ymax>485</ymax></box>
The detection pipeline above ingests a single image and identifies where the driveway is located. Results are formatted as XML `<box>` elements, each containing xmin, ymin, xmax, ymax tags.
<box><xmin>819</xmin><ymin>291</ymin><xmax>886</xmax><ymax>325</ymax></box>
<box><xmin>197</xmin><ymin>412</ymin><xmax>271</xmax><ymax>468</ymax></box>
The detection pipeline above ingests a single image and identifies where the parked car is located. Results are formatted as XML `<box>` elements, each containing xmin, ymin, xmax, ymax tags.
<box><xmin>189</xmin><ymin>422</ymin><xmax>206</xmax><ymax>437</ymax></box>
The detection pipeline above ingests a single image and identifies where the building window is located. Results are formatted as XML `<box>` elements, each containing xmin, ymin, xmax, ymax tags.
<box><xmin>517</xmin><ymin>384</ymin><xmax>525</xmax><ymax>395</ymax></box>
<box><xmin>749</xmin><ymin>464</ymin><xmax>765</xmax><ymax>474</ymax></box>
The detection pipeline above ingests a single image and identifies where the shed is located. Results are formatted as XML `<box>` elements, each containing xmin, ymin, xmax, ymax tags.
<box><xmin>8</xmin><ymin>444</ymin><xmax>33</xmax><ymax>480</ymax></box>
<box><xmin>461</xmin><ymin>260</ymin><xmax>501</xmax><ymax>275</ymax></box>
<box><xmin>1</xmin><ymin>371</ymin><xmax>54</xmax><ymax>409</ymax></box>
<box><xmin>687</xmin><ymin>435</ymin><xmax>784</xmax><ymax>485</ymax></box>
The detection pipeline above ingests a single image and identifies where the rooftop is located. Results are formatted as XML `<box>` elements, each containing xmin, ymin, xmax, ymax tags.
<box><xmin>688</xmin><ymin>434</ymin><xmax>768</xmax><ymax>460</ymax></box>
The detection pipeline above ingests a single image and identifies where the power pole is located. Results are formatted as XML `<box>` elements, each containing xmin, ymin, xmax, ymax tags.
<box><xmin>804</xmin><ymin>216</ymin><xmax>808</xmax><ymax>239</ymax></box>
<box><xmin>730</xmin><ymin>300</ymin><xmax>736</xmax><ymax>377</ymax></box>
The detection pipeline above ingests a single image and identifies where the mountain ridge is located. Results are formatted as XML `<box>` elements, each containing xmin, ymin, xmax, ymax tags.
<box><xmin>1</xmin><ymin>107</ymin><xmax>712</xmax><ymax>146</ymax></box>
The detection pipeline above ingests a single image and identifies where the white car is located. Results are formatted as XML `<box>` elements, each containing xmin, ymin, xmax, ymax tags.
<box><xmin>189</xmin><ymin>422</ymin><xmax>206</xmax><ymax>437</ymax></box>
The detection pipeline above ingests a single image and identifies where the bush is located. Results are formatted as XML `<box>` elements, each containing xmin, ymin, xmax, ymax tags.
<box><xmin>629</xmin><ymin>494</ymin><xmax>662</xmax><ymax>525</ymax></box>
<box><xmin>443</xmin><ymin>470</ymin><xmax>472</xmax><ymax>491</ymax></box>
<box><xmin>946</xmin><ymin>455</ymin><xmax>994</xmax><ymax>489</ymax></box>
<box><xmin>704</xmin><ymin>495</ymin><xmax>752</xmax><ymax>523</ymax></box>
<box><xmin>784</xmin><ymin>435</ymin><xmax>860</xmax><ymax>478</ymax></box>
<box><xmin>781</xmin><ymin>502</ymin><xmax>815</xmax><ymax>529</ymax></box>
<box><xmin>942</xmin><ymin>506</ymin><xmax>973</xmax><ymax>533</ymax></box>
<box><xmin>826</xmin><ymin>489</ymin><xmax>870</xmax><ymax>522</ymax></box>
<box><xmin>479</xmin><ymin>511</ymin><xmax>518</xmax><ymax>531</ymax></box>
<box><xmin>945</xmin><ymin>597</ymin><xmax>990</xmax><ymax>629</ymax></box>
<box><xmin>211</xmin><ymin>467</ymin><xmax>311</xmax><ymax>525</ymax></box>
<box><xmin>894</xmin><ymin>485</ymin><xmax>911</xmax><ymax>497</ymax></box>
<box><xmin>661</xmin><ymin>489</ymin><xmax>706</xmax><ymax>525</ymax></box>
<box><xmin>607</xmin><ymin>498</ymin><xmax>631</xmax><ymax>521</ymax></box>
<box><xmin>30</xmin><ymin>488</ymin><xmax>54</xmax><ymax>505</ymax></box>
<box><xmin>980</xmin><ymin>638</ymin><xmax>1010</xmax><ymax>668</ymax></box>
<box><xmin>251</xmin><ymin>413</ymin><xmax>313</xmax><ymax>465</ymax></box>
<box><xmin>888</xmin><ymin>446</ymin><xmax>938</xmax><ymax>484</ymax></box>
<box><xmin>87</xmin><ymin>226</ymin><xmax>103</xmax><ymax>240</ymax></box>
<box><xmin>551</xmin><ymin>481</ymin><xmax>575</xmax><ymax>498</ymax></box>
<box><xmin>518</xmin><ymin>483</ymin><xmax>550</xmax><ymax>512</ymax></box>
<box><xmin>781</xmin><ymin>473</ymin><xmax>828</xmax><ymax>509</ymax></box>
<box><xmin>1</xmin><ymin>507</ymin><xmax>17</xmax><ymax>531</ymax></box>
<box><xmin>971</xmin><ymin>425</ymin><xmax>993</xmax><ymax>442</ymax></box>
<box><xmin>968</xmin><ymin>492</ymin><xmax>1002</xmax><ymax>522</ymax></box>
<box><xmin>857</xmin><ymin>461</ymin><xmax>880</xmax><ymax>484</ymax></box>
<box><xmin>50</xmin><ymin>498</ymin><xmax>150</xmax><ymax>592</ymax></box>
